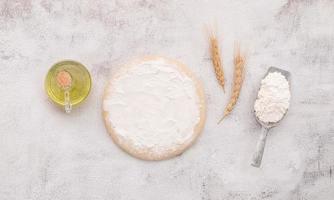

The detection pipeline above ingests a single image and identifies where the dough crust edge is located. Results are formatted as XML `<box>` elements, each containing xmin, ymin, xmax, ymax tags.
<box><xmin>102</xmin><ymin>56</ymin><xmax>207</xmax><ymax>161</ymax></box>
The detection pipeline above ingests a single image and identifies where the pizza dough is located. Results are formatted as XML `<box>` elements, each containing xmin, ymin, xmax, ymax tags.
<box><xmin>103</xmin><ymin>56</ymin><xmax>206</xmax><ymax>160</ymax></box>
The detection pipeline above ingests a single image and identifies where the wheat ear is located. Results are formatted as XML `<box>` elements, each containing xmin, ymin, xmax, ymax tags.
<box><xmin>218</xmin><ymin>44</ymin><xmax>246</xmax><ymax>123</ymax></box>
<box><xmin>209</xmin><ymin>30</ymin><xmax>225</xmax><ymax>92</ymax></box>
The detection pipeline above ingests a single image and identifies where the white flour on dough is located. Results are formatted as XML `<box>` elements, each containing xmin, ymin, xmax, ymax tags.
<box><xmin>103</xmin><ymin>57</ymin><xmax>204</xmax><ymax>158</ymax></box>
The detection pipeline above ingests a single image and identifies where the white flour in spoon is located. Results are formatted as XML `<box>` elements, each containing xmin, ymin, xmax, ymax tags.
<box><xmin>254</xmin><ymin>72</ymin><xmax>290</xmax><ymax>123</ymax></box>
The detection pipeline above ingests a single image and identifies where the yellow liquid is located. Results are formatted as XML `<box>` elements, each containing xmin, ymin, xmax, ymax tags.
<box><xmin>45</xmin><ymin>60</ymin><xmax>91</xmax><ymax>107</ymax></box>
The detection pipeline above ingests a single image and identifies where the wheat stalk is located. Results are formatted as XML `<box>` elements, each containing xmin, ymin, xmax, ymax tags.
<box><xmin>218</xmin><ymin>44</ymin><xmax>246</xmax><ymax>123</ymax></box>
<box><xmin>209</xmin><ymin>30</ymin><xmax>225</xmax><ymax>92</ymax></box>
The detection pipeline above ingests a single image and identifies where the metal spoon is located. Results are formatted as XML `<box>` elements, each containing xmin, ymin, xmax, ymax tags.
<box><xmin>251</xmin><ymin>67</ymin><xmax>291</xmax><ymax>167</ymax></box>
<box><xmin>56</xmin><ymin>70</ymin><xmax>73</xmax><ymax>113</ymax></box>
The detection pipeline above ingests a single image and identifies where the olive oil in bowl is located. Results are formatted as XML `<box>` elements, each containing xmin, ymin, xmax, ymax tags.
<box><xmin>45</xmin><ymin>60</ymin><xmax>91</xmax><ymax>112</ymax></box>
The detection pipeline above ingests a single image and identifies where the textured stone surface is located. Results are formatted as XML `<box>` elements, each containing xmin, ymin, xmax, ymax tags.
<box><xmin>0</xmin><ymin>0</ymin><xmax>333</xmax><ymax>199</ymax></box>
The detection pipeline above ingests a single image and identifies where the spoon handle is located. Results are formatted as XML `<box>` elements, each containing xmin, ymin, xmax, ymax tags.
<box><xmin>251</xmin><ymin>127</ymin><xmax>269</xmax><ymax>167</ymax></box>
<box><xmin>64</xmin><ymin>89</ymin><xmax>72</xmax><ymax>113</ymax></box>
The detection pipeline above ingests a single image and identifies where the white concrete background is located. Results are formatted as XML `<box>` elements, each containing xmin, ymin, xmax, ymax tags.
<box><xmin>0</xmin><ymin>0</ymin><xmax>333</xmax><ymax>199</ymax></box>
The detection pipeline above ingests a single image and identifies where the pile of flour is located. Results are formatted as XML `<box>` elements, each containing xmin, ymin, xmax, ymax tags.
<box><xmin>254</xmin><ymin>72</ymin><xmax>290</xmax><ymax>123</ymax></box>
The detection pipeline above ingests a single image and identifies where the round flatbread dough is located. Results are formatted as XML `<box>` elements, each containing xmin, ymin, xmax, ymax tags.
<box><xmin>103</xmin><ymin>56</ymin><xmax>206</xmax><ymax>160</ymax></box>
